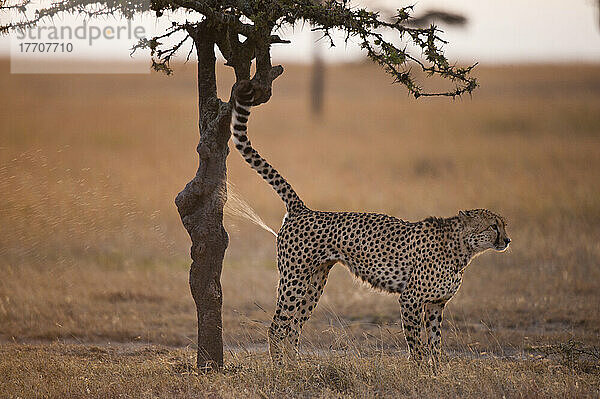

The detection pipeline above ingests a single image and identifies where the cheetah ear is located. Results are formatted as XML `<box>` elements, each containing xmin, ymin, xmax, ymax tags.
<box><xmin>458</xmin><ymin>210</ymin><xmax>469</xmax><ymax>223</ymax></box>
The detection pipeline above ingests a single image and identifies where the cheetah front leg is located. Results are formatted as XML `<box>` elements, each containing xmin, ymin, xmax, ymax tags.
<box><xmin>424</xmin><ymin>301</ymin><xmax>445</xmax><ymax>368</ymax></box>
<box><xmin>399</xmin><ymin>291</ymin><xmax>426</xmax><ymax>362</ymax></box>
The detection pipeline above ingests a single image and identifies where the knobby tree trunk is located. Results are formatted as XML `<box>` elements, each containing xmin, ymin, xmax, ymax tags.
<box><xmin>175</xmin><ymin>23</ymin><xmax>231</xmax><ymax>372</ymax></box>
<box><xmin>175</xmin><ymin>19</ymin><xmax>283</xmax><ymax>371</ymax></box>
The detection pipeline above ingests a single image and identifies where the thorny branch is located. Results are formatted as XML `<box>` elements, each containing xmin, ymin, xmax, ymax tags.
<box><xmin>0</xmin><ymin>0</ymin><xmax>478</xmax><ymax>98</ymax></box>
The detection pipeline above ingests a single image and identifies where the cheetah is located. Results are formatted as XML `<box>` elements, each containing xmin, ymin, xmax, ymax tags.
<box><xmin>230</xmin><ymin>80</ymin><xmax>510</xmax><ymax>365</ymax></box>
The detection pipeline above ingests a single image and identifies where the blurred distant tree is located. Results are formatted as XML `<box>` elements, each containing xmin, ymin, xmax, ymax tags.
<box><xmin>407</xmin><ymin>9</ymin><xmax>467</xmax><ymax>28</ymax></box>
<box><xmin>1</xmin><ymin>0</ymin><xmax>477</xmax><ymax>371</ymax></box>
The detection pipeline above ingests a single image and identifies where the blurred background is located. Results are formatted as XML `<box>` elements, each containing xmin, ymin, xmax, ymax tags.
<box><xmin>0</xmin><ymin>1</ymin><xmax>599</xmax><ymax>359</ymax></box>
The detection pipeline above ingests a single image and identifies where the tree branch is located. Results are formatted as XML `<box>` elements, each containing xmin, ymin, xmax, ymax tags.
<box><xmin>1</xmin><ymin>0</ymin><xmax>478</xmax><ymax>98</ymax></box>
<box><xmin>186</xmin><ymin>21</ymin><xmax>221</xmax><ymax>128</ymax></box>
<box><xmin>0</xmin><ymin>0</ymin><xmax>148</xmax><ymax>34</ymax></box>
<box><xmin>166</xmin><ymin>0</ymin><xmax>254</xmax><ymax>36</ymax></box>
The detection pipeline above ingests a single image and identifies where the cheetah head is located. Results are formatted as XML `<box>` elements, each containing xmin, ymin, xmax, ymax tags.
<box><xmin>458</xmin><ymin>209</ymin><xmax>510</xmax><ymax>253</ymax></box>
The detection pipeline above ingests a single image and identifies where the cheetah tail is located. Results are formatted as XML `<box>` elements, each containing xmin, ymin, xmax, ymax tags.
<box><xmin>230</xmin><ymin>80</ymin><xmax>307</xmax><ymax>215</ymax></box>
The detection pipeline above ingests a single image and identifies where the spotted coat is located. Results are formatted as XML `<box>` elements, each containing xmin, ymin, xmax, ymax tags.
<box><xmin>230</xmin><ymin>81</ymin><xmax>511</xmax><ymax>365</ymax></box>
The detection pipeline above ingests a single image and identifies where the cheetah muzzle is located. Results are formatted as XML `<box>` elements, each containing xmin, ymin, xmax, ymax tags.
<box><xmin>230</xmin><ymin>80</ymin><xmax>511</xmax><ymax>366</ymax></box>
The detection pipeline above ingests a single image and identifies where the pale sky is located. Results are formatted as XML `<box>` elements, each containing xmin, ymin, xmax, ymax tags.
<box><xmin>1</xmin><ymin>0</ymin><xmax>599</xmax><ymax>65</ymax></box>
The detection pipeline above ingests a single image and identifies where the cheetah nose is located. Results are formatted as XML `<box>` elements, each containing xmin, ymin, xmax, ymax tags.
<box><xmin>504</xmin><ymin>238</ymin><xmax>511</xmax><ymax>245</ymax></box>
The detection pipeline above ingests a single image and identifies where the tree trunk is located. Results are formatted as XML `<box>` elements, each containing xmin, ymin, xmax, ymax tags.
<box><xmin>175</xmin><ymin>22</ymin><xmax>231</xmax><ymax>372</ymax></box>
<box><xmin>174</xmin><ymin>19</ymin><xmax>282</xmax><ymax>371</ymax></box>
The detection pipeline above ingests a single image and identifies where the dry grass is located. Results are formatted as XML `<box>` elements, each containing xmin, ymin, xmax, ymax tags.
<box><xmin>0</xmin><ymin>60</ymin><xmax>599</xmax><ymax>397</ymax></box>
<box><xmin>1</xmin><ymin>343</ymin><xmax>598</xmax><ymax>399</ymax></box>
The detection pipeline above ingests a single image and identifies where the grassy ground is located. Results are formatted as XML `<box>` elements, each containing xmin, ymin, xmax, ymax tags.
<box><xmin>1</xmin><ymin>60</ymin><xmax>599</xmax><ymax>397</ymax></box>
<box><xmin>1</xmin><ymin>343</ymin><xmax>598</xmax><ymax>398</ymax></box>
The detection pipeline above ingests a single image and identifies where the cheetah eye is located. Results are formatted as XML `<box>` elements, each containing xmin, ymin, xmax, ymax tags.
<box><xmin>490</xmin><ymin>224</ymin><xmax>498</xmax><ymax>232</ymax></box>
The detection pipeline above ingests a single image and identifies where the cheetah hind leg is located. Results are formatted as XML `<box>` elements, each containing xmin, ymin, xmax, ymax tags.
<box><xmin>288</xmin><ymin>261</ymin><xmax>335</xmax><ymax>354</ymax></box>
<box><xmin>268</xmin><ymin>266</ymin><xmax>310</xmax><ymax>364</ymax></box>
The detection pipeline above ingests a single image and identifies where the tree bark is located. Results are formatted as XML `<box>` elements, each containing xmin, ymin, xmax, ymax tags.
<box><xmin>174</xmin><ymin>18</ymin><xmax>283</xmax><ymax>371</ymax></box>
<box><xmin>175</xmin><ymin>22</ymin><xmax>231</xmax><ymax>372</ymax></box>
